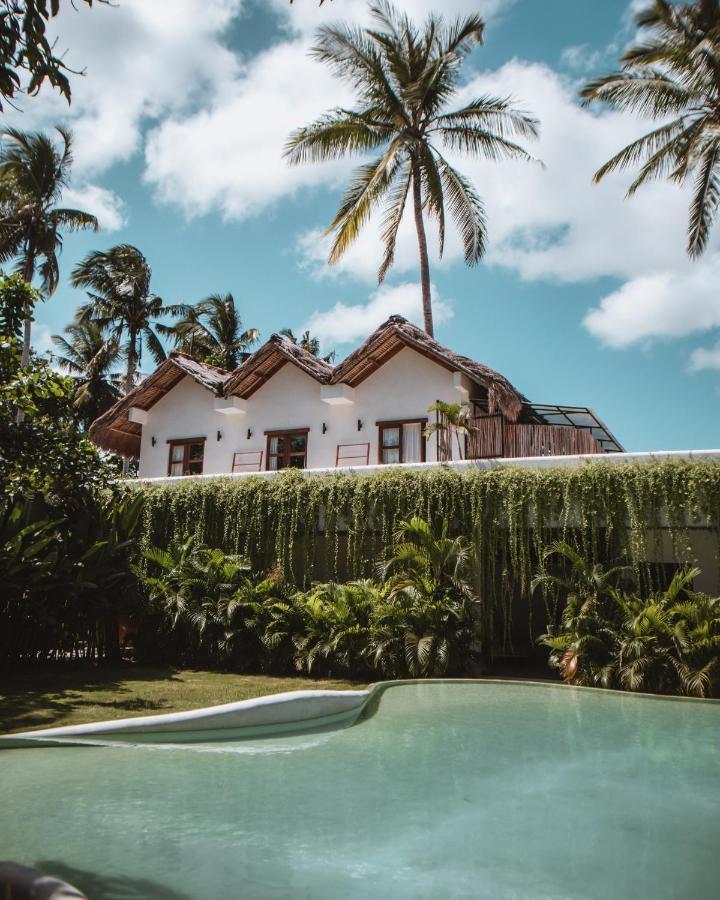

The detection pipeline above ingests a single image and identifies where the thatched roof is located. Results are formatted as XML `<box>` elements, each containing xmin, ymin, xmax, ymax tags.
<box><xmin>88</xmin><ymin>352</ymin><xmax>230</xmax><ymax>457</ymax></box>
<box><xmin>224</xmin><ymin>334</ymin><xmax>333</xmax><ymax>398</ymax></box>
<box><xmin>89</xmin><ymin>317</ymin><xmax>526</xmax><ymax>458</ymax></box>
<box><xmin>331</xmin><ymin>316</ymin><xmax>525</xmax><ymax>421</ymax></box>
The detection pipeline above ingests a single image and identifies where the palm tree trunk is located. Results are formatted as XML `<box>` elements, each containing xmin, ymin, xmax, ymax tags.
<box><xmin>20</xmin><ymin>249</ymin><xmax>36</xmax><ymax>367</ymax></box>
<box><xmin>122</xmin><ymin>328</ymin><xmax>139</xmax><ymax>475</ymax></box>
<box><xmin>411</xmin><ymin>161</ymin><xmax>434</xmax><ymax>337</ymax></box>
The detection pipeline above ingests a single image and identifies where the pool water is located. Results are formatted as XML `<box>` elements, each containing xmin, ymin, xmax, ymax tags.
<box><xmin>2</xmin><ymin>682</ymin><xmax>719</xmax><ymax>899</ymax></box>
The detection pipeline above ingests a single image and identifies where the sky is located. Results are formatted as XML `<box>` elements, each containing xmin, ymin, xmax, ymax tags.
<box><xmin>7</xmin><ymin>0</ymin><xmax>720</xmax><ymax>452</ymax></box>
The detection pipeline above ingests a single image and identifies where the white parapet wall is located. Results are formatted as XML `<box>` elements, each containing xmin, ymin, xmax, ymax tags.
<box><xmin>135</xmin><ymin>448</ymin><xmax>720</xmax><ymax>485</ymax></box>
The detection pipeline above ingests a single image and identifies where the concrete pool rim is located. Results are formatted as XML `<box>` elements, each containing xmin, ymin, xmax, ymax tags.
<box><xmin>1</xmin><ymin>678</ymin><xmax>718</xmax><ymax>749</ymax></box>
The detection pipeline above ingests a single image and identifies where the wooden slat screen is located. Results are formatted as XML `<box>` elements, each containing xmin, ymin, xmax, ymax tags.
<box><xmin>467</xmin><ymin>415</ymin><xmax>602</xmax><ymax>459</ymax></box>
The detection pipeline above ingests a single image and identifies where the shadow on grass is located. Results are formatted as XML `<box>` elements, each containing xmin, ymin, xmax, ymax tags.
<box><xmin>36</xmin><ymin>861</ymin><xmax>193</xmax><ymax>900</ymax></box>
<box><xmin>0</xmin><ymin>664</ymin><xmax>182</xmax><ymax>733</ymax></box>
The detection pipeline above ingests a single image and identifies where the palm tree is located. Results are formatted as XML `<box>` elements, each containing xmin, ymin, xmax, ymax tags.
<box><xmin>161</xmin><ymin>292</ymin><xmax>258</xmax><ymax>369</ymax></box>
<box><xmin>424</xmin><ymin>400</ymin><xmax>476</xmax><ymax>461</ymax></box>
<box><xmin>71</xmin><ymin>244</ymin><xmax>187</xmax><ymax>395</ymax></box>
<box><xmin>279</xmin><ymin>327</ymin><xmax>336</xmax><ymax>363</ymax></box>
<box><xmin>0</xmin><ymin>127</ymin><xmax>98</xmax><ymax>365</ymax></box>
<box><xmin>285</xmin><ymin>1</ymin><xmax>538</xmax><ymax>336</ymax></box>
<box><xmin>51</xmin><ymin>317</ymin><xmax>122</xmax><ymax>429</ymax></box>
<box><xmin>582</xmin><ymin>0</ymin><xmax>720</xmax><ymax>257</ymax></box>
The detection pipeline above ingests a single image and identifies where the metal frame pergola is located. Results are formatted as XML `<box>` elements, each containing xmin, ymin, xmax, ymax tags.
<box><xmin>526</xmin><ymin>404</ymin><xmax>624</xmax><ymax>453</ymax></box>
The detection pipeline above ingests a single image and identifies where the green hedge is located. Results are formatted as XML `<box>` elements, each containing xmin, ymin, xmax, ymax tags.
<box><xmin>138</xmin><ymin>461</ymin><xmax>720</xmax><ymax>606</ymax></box>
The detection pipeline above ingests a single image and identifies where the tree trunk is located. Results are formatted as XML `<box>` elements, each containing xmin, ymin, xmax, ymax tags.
<box><xmin>20</xmin><ymin>249</ymin><xmax>36</xmax><ymax>367</ymax></box>
<box><xmin>122</xmin><ymin>329</ymin><xmax>138</xmax><ymax>475</ymax></box>
<box><xmin>411</xmin><ymin>161</ymin><xmax>434</xmax><ymax>337</ymax></box>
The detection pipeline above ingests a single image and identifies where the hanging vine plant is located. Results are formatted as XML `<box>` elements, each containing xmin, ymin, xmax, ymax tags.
<box><xmin>137</xmin><ymin>460</ymin><xmax>720</xmax><ymax>642</ymax></box>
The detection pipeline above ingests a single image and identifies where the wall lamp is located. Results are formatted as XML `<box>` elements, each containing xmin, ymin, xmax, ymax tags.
<box><xmin>322</xmin><ymin>422</ymin><xmax>328</xmax><ymax>434</ymax></box>
<box><xmin>247</xmin><ymin>428</ymin><xmax>253</xmax><ymax>440</ymax></box>
<box><xmin>357</xmin><ymin>418</ymin><xmax>363</xmax><ymax>432</ymax></box>
<box><xmin>151</xmin><ymin>436</ymin><xmax>157</xmax><ymax>447</ymax></box>
<box><xmin>217</xmin><ymin>430</ymin><xmax>222</xmax><ymax>442</ymax></box>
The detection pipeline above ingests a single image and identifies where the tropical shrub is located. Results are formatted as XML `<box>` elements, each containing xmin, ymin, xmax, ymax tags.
<box><xmin>538</xmin><ymin>547</ymin><xmax>720</xmax><ymax>697</ymax></box>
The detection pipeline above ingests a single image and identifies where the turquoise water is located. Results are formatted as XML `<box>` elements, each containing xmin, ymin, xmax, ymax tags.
<box><xmin>2</xmin><ymin>681</ymin><xmax>719</xmax><ymax>899</ymax></box>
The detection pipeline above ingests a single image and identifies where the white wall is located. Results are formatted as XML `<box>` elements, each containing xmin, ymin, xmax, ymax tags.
<box><xmin>137</xmin><ymin>347</ymin><xmax>467</xmax><ymax>477</ymax></box>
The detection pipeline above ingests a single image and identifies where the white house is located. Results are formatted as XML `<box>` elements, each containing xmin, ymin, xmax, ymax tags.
<box><xmin>89</xmin><ymin>315</ymin><xmax>622</xmax><ymax>478</ymax></box>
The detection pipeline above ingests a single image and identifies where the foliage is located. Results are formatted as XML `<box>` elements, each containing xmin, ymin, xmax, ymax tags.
<box><xmin>582</xmin><ymin>0</ymin><xmax>720</xmax><ymax>257</ymax></box>
<box><xmin>539</xmin><ymin>548</ymin><xmax>720</xmax><ymax>697</ymax></box>
<box><xmin>0</xmin><ymin>491</ymin><xmax>144</xmax><ymax>664</ymax></box>
<box><xmin>51</xmin><ymin>316</ymin><xmax>122</xmax><ymax>428</ymax></box>
<box><xmin>160</xmin><ymin>292</ymin><xmax>259</xmax><ymax>370</ymax></box>
<box><xmin>0</xmin><ymin>0</ymin><xmax>104</xmax><ymax>111</ymax></box>
<box><xmin>285</xmin><ymin>1</ymin><xmax>538</xmax><ymax>335</ymax></box>
<box><xmin>279</xmin><ymin>327</ymin><xmax>336</xmax><ymax>363</ymax></box>
<box><xmin>425</xmin><ymin>401</ymin><xmax>475</xmax><ymax>461</ymax></box>
<box><xmin>137</xmin><ymin>460</ymin><xmax>720</xmax><ymax>657</ymax></box>
<box><xmin>71</xmin><ymin>243</ymin><xmax>187</xmax><ymax>394</ymax></box>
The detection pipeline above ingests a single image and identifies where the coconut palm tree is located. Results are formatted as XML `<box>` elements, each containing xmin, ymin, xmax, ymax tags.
<box><xmin>582</xmin><ymin>0</ymin><xmax>720</xmax><ymax>257</ymax></box>
<box><xmin>424</xmin><ymin>400</ymin><xmax>476</xmax><ymax>461</ymax></box>
<box><xmin>279</xmin><ymin>327</ymin><xmax>336</xmax><ymax>363</ymax></box>
<box><xmin>0</xmin><ymin>127</ymin><xmax>98</xmax><ymax>365</ymax></box>
<box><xmin>51</xmin><ymin>317</ymin><xmax>122</xmax><ymax>429</ymax></box>
<box><xmin>161</xmin><ymin>292</ymin><xmax>258</xmax><ymax>369</ymax></box>
<box><xmin>285</xmin><ymin>1</ymin><xmax>538</xmax><ymax>336</ymax></box>
<box><xmin>71</xmin><ymin>244</ymin><xmax>187</xmax><ymax>394</ymax></box>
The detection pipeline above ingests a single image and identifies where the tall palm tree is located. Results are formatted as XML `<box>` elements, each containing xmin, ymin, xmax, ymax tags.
<box><xmin>0</xmin><ymin>127</ymin><xmax>98</xmax><ymax>364</ymax></box>
<box><xmin>285</xmin><ymin>1</ymin><xmax>538</xmax><ymax>336</ymax></box>
<box><xmin>582</xmin><ymin>0</ymin><xmax>720</xmax><ymax>258</ymax></box>
<box><xmin>161</xmin><ymin>292</ymin><xmax>259</xmax><ymax>369</ymax></box>
<box><xmin>279</xmin><ymin>327</ymin><xmax>336</xmax><ymax>363</ymax></box>
<box><xmin>71</xmin><ymin>244</ymin><xmax>186</xmax><ymax>395</ymax></box>
<box><xmin>51</xmin><ymin>317</ymin><xmax>122</xmax><ymax>428</ymax></box>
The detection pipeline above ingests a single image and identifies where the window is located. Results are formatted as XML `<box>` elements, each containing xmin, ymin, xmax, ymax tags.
<box><xmin>377</xmin><ymin>419</ymin><xmax>427</xmax><ymax>464</ymax></box>
<box><xmin>167</xmin><ymin>438</ymin><xmax>205</xmax><ymax>476</ymax></box>
<box><xmin>266</xmin><ymin>429</ymin><xmax>309</xmax><ymax>470</ymax></box>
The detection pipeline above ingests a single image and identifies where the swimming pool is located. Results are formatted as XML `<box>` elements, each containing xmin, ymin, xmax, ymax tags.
<box><xmin>2</xmin><ymin>681</ymin><xmax>718</xmax><ymax>899</ymax></box>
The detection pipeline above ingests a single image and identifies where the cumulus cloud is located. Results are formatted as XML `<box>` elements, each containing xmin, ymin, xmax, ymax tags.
<box><xmin>583</xmin><ymin>257</ymin><xmax>720</xmax><ymax>348</ymax></box>
<box><xmin>301</xmin><ymin>282</ymin><xmax>453</xmax><ymax>348</ymax></box>
<box><xmin>62</xmin><ymin>184</ymin><xmax>126</xmax><ymax>232</ymax></box>
<box><xmin>690</xmin><ymin>342</ymin><xmax>720</xmax><ymax>372</ymax></box>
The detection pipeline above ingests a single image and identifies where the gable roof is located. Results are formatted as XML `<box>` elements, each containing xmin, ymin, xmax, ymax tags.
<box><xmin>224</xmin><ymin>333</ymin><xmax>333</xmax><ymax>399</ymax></box>
<box><xmin>331</xmin><ymin>315</ymin><xmax>525</xmax><ymax>421</ymax></box>
<box><xmin>88</xmin><ymin>351</ymin><xmax>230</xmax><ymax>457</ymax></box>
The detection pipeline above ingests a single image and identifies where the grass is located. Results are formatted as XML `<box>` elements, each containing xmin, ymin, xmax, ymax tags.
<box><xmin>0</xmin><ymin>665</ymin><xmax>367</xmax><ymax>734</ymax></box>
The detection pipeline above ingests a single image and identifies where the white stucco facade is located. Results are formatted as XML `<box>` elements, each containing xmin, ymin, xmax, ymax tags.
<box><xmin>137</xmin><ymin>347</ymin><xmax>470</xmax><ymax>478</ymax></box>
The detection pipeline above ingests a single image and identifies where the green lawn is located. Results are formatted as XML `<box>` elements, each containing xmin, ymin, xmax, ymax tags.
<box><xmin>0</xmin><ymin>666</ymin><xmax>367</xmax><ymax>734</ymax></box>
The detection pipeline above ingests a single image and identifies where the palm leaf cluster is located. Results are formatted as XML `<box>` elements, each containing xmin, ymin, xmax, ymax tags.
<box><xmin>537</xmin><ymin>542</ymin><xmax>720</xmax><ymax>696</ymax></box>
<box><xmin>139</xmin><ymin>518</ymin><xmax>481</xmax><ymax>678</ymax></box>
<box><xmin>583</xmin><ymin>0</ymin><xmax>720</xmax><ymax>257</ymax></box>
<box><xmin>160</xmin><ymin>292</ymin><xmax>259</xmax><ymax>370</ymax></box>
<box><xmin>285</xmin><ymin>1</ymin><xmax>538</xmax><ymax>335</ymax></box>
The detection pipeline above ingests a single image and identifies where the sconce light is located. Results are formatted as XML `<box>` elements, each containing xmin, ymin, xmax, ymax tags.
<box><xmin>357</xmin><ymin>418</ymin><xmax>363</xmax><ymax>432</ymax></box>
<box><xmin>216</xmin><ymin>429</ymin><xmax>222</xmax><ymax>442</ymax></box>
<box><xmin>151</xmin><ymin>436</ymin><xmax>157</xmax><ymax>447</ymax></box>
<box><xmin>322</xmin><ymin>422</ymin><xmax>328</xmax><ymax>434</ymax></box>
<box><xmin>247</xmin><ymin>428</ymin><xmax>253</xmax><ymax>440</ymax></box>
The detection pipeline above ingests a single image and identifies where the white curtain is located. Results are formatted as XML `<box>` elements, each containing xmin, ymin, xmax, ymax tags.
<box><xmin>402</xmin><ymin>423</ymin><xmax>422</xmax><ymax>463</ymax></box>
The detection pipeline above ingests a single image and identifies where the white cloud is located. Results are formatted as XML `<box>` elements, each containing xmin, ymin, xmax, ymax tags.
<box><xmin>583</xmin><ymin>258</ymin><xmax>720</xmax><ymax>348</ymax></box>
<box><xmin>31</xmin><ymin>323</ymin><xmax>55</xmax><ymax>357</ymax></box>
<box><xmin>559</xmin><ymin>44</ymin><xmax>604</xmax><ymax>73</ymax></box>
<box><xmin>690</xmin><ymin>341</ymin><xmax>720</xmax><ymax>372</ymax></box>
<box><xmin>302</xmin><ymin>281</ymin><xmax>453</xmax><ymax>348</ymax></box>
<box><xmin>62</xmin><ymin>184</ymin><xmax>126</xmax><ymax>232</ymax></box>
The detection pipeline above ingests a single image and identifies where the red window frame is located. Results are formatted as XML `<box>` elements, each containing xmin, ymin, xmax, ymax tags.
<box><xmin>265</xmin><ymin>429</ymin><xmax>310</xmax><ymax>470</ymax></box>
<box><xmin>167</xmin><ymin>437</ymin><xmax>206</xmax><ymax>476</ymax></box>
<box><xmin>376</xmin><ymin>419</ymin><xmax>427</xmax><ymax>464</ymax></box>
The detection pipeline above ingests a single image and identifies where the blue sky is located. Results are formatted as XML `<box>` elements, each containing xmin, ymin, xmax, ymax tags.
<box><xmin>12</xmin><ymin>0</ymin><xmax>720</xmax><ymax>452</ymax></box>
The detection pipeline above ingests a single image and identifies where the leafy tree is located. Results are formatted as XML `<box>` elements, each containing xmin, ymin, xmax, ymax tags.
<box><xmin>0</xmin><ymin>0</ymin><xmax>106</xmax><ymax>111</ymax></box>
<box><xmin>582</xmin><ymin>0</ymin><xmax>720</xmax><ymax>257</ymax></box>
<box><xmin>71</xmin><ymin>243</ymin><xmax>187</xmax><ymax>395</ymax></box>
<box><xmin>51</xmin><ymin>317</ymin><xmax>122</xmax><ymax>428</ymax></box>
<box><xmin>0</xmin><ymin>127</ymin><xmax>98</xmax><ymax>364</ymax></box>
<box><xmin>285</xmin><ymin>1</ymin><xmax>538</xmax><ymax>336</ymax></box>
<box><xmin>160</xmin><ymin>292</ymin><xmax>258</xmax><ymax>370</ymax></box>
<box><xmin>279</xmin><ymin>327</ymin><xmax>336</xmax><ymax>363</ymax></box>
